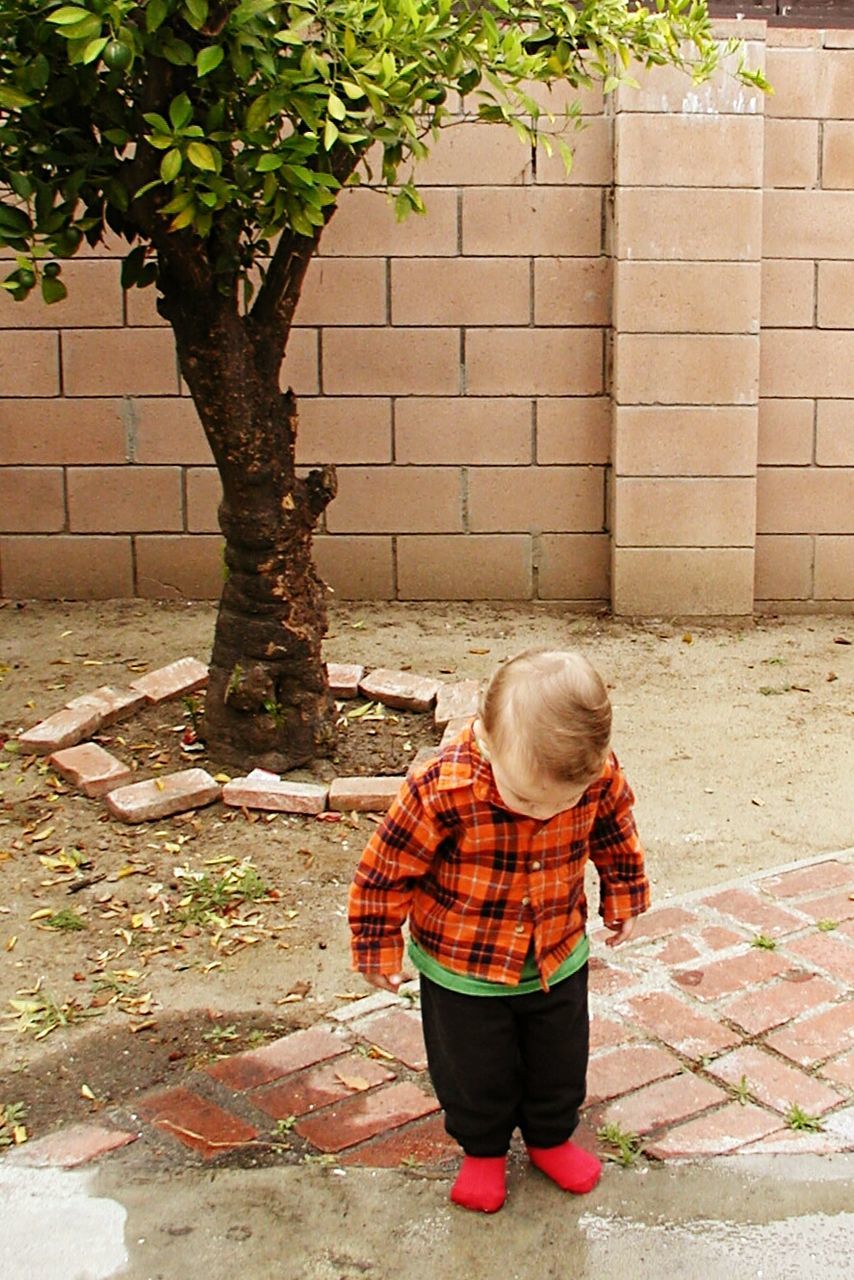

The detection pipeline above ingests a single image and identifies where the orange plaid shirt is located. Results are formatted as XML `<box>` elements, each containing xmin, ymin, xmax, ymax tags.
<box><xmin>349</xmin><ymin>725</ymin><xmax>649</xmax><ymax>990</ymax></box>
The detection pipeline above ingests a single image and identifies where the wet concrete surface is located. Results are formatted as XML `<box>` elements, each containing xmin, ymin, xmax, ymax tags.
<box><xmin>4</xmin><ymin>1153</ymin><xmax>849</xmax><ymax>1280</ymax></box>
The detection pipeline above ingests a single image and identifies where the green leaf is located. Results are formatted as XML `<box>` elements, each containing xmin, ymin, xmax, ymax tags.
<box><xmin>146</xmin><ymin>0</ymin><xmax>168</xmax><ymax>32</ymax></box>
<box><xmin>323</xmin><ymin>117</ymin><xmax>338</xmax><ymax>150</ymax></box>
<box><xmin>256</xmin><ymin>154</ymin><xmax>282</xmax><ymax>172</ymax></box>
<box><xmin>82</xmin><ymin>36</ymin><xmax>108</xmax><ymax>64</ymax></box>
<box><xmin>197</xmin><ymin>46</ymin><xmax>224</xmax><ymax>78</ymax></box>
<box><xmin>186</xmin><ymin>142</ymin><xmax>217</xmax><ymax>171</ymax></box>
<box><xmin>47</xmin><ymin>6</ymin><xmax>91</xmax><ymax>24</ymax></box>
<box><xmin>0</xmin><ymin>86</ymin><xmax>35</xmax><ymax>110</ymax></box>
<box><xmin>41</xmin><ymin>276</ymin><xmax>68</xmax><ymax>305</ymax></box>
<box><xmin>169</xmin><ymin>94</ymin><xmax>194</xmax><ymax>131</ymax></box>
<box><xmin>327</xmin><ymin>92</ymin><xmax>346</xmax><ymax>121</ymax></box>
<box><xmin>160</xmin><ymin>149</ymin><xmax>183</xmax><ymax>182</ymax></box>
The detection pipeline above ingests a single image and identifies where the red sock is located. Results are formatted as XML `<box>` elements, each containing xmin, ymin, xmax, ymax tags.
<box><xmin>526</xmin><ymin>1140</ymin><xmax>601</xmax><ymax>1194</ymax></box>
<box><xmin>450</xmin><ymin>1155</ymin><xmax>507</xmax><ymax>1213</ymax></box>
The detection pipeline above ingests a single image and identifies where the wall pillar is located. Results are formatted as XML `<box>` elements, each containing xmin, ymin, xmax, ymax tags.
<box><xmin>610</xmin><ymin>24</ymin><xmax>767</xmax><ymax>615</ymax></box>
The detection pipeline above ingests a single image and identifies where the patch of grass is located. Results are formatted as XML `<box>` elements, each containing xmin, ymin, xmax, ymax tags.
<box><xmin>761</xmin><ymin>656</ymin><xmax>786</xmax><ymax>666</ymax></box>
<box><xmin>174</xmin><ymin>858</ymin><xmax>269</xmax><ymax>925</ymax></box>
<box><xmin>2</xmin><ymin>982</ymin><xmax>100</xmax><ymax>1041</ymax></box>
<box><xmin>750</xmin><ymin>934</ymin><xmax>777</xmax><ymax>950</ymax></box>
<box><xmin>816</xmin><ymin>919</ymin><xmax>838</xmax><ymax>933</ymax></box>
<box><xmin>785</xmin><ymin>1104</ymin><xmax>824</xmax><ymax>1134</ymax></box>
<box><xmin>0</xmin><ymin>1100</ymin><xmax>28</xmax><ymax>1148</ymax></box>
<box><xmin>44</xmin><ymin>907</ymin><xmax>86</xmax><ymax>932</ymax></box>
<box><xmin>731</xmin><ymin>1074</ymin><xmax>752</xmax><ymax>1105</ymax></box>
<box><xmin>597</xmin><ymin>1122</ymin><xmax>643</xmax><ymax>1167</ymax></box>
<box><xmin>201</xmin><ymin>1023</ymin><xmax>239</xmax><ymax>1046</ymax></box>
<box><xmin>274</xmin><ymin>1116</ymin><xmax>297</xmax><ymax>1137</ymax></box>
<box><xmin>758</xmin><ymin>684</ymin><xmax>791</xmax><ymax>696</ymax></box>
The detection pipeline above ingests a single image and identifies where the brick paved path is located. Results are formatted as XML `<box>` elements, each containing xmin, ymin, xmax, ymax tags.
<box><xmin>6</xmin><ymin>853</ymin><xmax>852</xmax><ymax>1174</ymax></box>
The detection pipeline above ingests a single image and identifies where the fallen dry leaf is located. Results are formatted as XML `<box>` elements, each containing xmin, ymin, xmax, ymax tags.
<box><xmin>335</xmin><ymin>1072</ymin><xmax>371</xmax><ymax>1092</ymax></box>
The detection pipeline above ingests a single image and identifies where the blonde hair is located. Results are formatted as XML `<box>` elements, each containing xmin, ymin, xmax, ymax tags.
<box><xmin>480</xmin><ymin>648</ymin><xmax>612</xmax><ymax>784</ymax></box>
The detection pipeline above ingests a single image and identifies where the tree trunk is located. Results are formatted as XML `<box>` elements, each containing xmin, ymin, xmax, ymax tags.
<box><xmin>159</xmin><ymin>265</ymin><xmax>337</xmax><ymax>772</ymax></box>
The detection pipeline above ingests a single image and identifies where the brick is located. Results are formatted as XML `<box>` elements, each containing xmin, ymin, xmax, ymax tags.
<box><xmin>537</xmin><ymin>533</ymin><xmax>610</xmax><ymax>601</ymax></box>
<box><xmin>822</xmin><ymin>120</ymin><xmax>854</xmax><ymax>190</ymax></box>
<box><xmin>700</xmin><ymin>926</ymin><xmax>746</xmax><ymax>951</ymax></box>
<box><xmin>5</xmin><ymin>1123</ymin><xmax>137</xmax><ymax>1168</ymax></box>
<box><xmin>536</xmin><ymin>398</ymin><xmax>609</xmax><ymax>466</ymax></box>
<box><xmin>614</xmin><ymin>334</ymin><xmax>759</xmax><ymax>407</ymax></box>
<box><xmin>329</xmin><ymin>988</ymin><xmax>403</xmax><ymax>1023</ymax></box>
<box><xmin>62</xmin><ymin>328</ymin><xmax>180</xmax><ymax>396</ymax></box>
<box><xmin>820</xmin><ymin>1049</ymin><xmax>854</xmax><ymax>1090</ymax></box>
<box><xmin>615</xmin><ymin>45</ymin><xmax>765</xmax><ymax>115</ymax></box>
<box><xmin>534</xmin><ymin>258</ymin><xmax>611</xmax><ymax>327</ymax></box>
<box><xmin>613</xmin><ymin>548</ymin><xmax>755</xmax><ymax>616</ymax></box>
<box><xmin>702</xmin><ymin>889</ymin><xmax>806</xmax><ymax>937</ymax></box>
<box><xmin>468</xmin><ymin>466</ymin><xmax>604</xmax><ymax>534</ymax></box>
<box><xmin>761</xmin><ymin>859</ymin><xmax>852</xmax><ymax>900</ymax></box>
<box><xmin>536</xmin><ymin>115</ymin><xmax>613</xmax><ymax>186</ymax></box>
<box><xmin>279</xmin><ymin>327</ymin><xmax>319</xmax><ymax>395</ymax></box>
<box><xmin>466</xmin><ymin>329</ymin><xmax>604</xmax><ymax>396</ymax></box>
<box><xmin>602</xmin><ymin>1073</ymin><xmax>727</xmax><ymax>1137</ymax></box>
<box><xmin>756</xmin><ymin>468</ymin><xmax>854</xmax><ymax>533</ymax></box>
<box><xmin>761</xmin><ymin>260</ymin><xmax>815</xmax><ymax>329</ymax></box>
<box><xmin>796</xmin><ymin>889</ymin><xmax>854</xmax><ymax>924</ymax></box>
<box><xmin>295</xmin><ymin>258</ymin><xmax>387</xmax><ymax>325</ymax></box>
<box><xmin>735</xmin><ymin>1129</ymin><xmax>848</xmax><ymax>1157</ymax></box>
<box><xmin>461</xmin><ymin>187</ymin><xmax>602</xmax><ymax>256</ymax></box>
<box><xmin>207</xmin><ymin>1026</ymin><xmax>349</xmax><ymax>1090</ymax></box>
<box><xmin>590</xmin><ymin>1017</ymin><xmax>636</xmax><ymax>1053</ymax></box>
<box><xmin>326</xmin><ymin>467</ymin><xmax>461</xmax><ymax>535</ymax></box>
<box><xmin>763</xmin><ymin>118</ymin><xmax>819</xmax><ymax>188</ymax></box>
<box><xmin>0</xmin><ymin>260</ymin><xmax>123</xmax><ymax>329</ymax></box>
<box><xmin>816</xmin><ymin>401</ymin><xmax>854</xmax><ymax>466</ymax></box>
<box><xmin>615</xmin><ymin>262</ymin><xmax>759</xmax><ymax>336</ymax></box>
<box><xmin>0</xmin><ymin>330</ymin><xmax>59</xmax><ymax>396</ymax></box>
<box><xmin>614</xmin><ymin>407</ymin><xmax>757</xmax><ymax>477</ymax></box>
<box><xmin>614</xmin><ymin>189</ymin><xmax>762</xmax><ymax>261</ymax></box>
<box><xmin>397</xmin><ymin>534</ymin><xmax>531</xmax><ymax>600</ymax></box>
<box><xmin>815</xmin><ymin>536</ymin><xmax>854</xmax><ymax>600</ymax></box>
<box><xmin>135</xmin><ymin>535</ymin><xmax>223</xmax><ymax>600</ymax></box>
<box><xmin>763</xmin><ymin>191</ymin><xmax>854</xmax><ymax>259</ymax></box>
<box><xmin>722</xmin><ymin>973</ymin><xmax>841</xmax><ymax>1037</ymax></box>
<box><xmin>313</xmin><ymin>535</ymin><xmax>395</xmax><ymax>600</ymax></box>
<box><xmin>585</xmin><ymin>1044</ymin><xmax>682</xmax><ymax>1104</ymax></box>
<box><xmin>2</xmin><ymin>468</ymin><xmax>64</xmax><ymax>536</ymax></box>
<box><xmin>434</xmin><ymin>680</ymin><xmax>479</xmax><ymax>728</ymax></box>
<box><xmin>326</xmin><ymin>662</ymin><xmax>365</xmax><ymax>698</ymax></box>
<box><xmin>130</xmin><ymin>657</ymin><xmax>209</xmax><ymax>702</ymax></box>
<box><xmin>295</xmin><ymin>1081</ymin><xmax>439</xmax><ymax>1153</ymax></box>
<box><xmin>65</xmin><ymin>685</ymin><xmax>146</xmax><ymax>726</ymax></box>
<box><xmin>625</xmin><ymin>992</ymin><xmax>740</xmax><ymax>1059</ymax></box>
<box><xmin>587</xmin><ymin>958</ymin><xmax>631</xmax><ymax>997</ymax></box>
<box><xmin>18</xmin><ymin>705</ymin><xmax>103</xmax><ymax>755</ymax></box>
<box><xmin>137</xmin><ymin>1086</ymin><xmax>258</xmax><ymax>1159</ymax></box>
<box><xmin>757</xmin><ymin>399</ymin><xmax>814</xmax><ymax>465</ymax></box>
<box><xmin>707</xmin><ymin>1045</ymin><xmax>845</xmax><ymax>1117</ymax></box>
<box><xmin>755</xmin><ymin>535</ymin><xmax>813</xmax><ymax>601</ymax></box>
<box><xmin>0</xmin><ymin>535</ymin><xmax>133</xmax><ymax>599</ymax></box>
<box><xmin>523</xmin><ymin>75</ymin><xmax>603</xmax><ymax>116</ymax></box>
<box><xmin>766</xmin><ymin>1003</ymin><xmax>854</xmax><ymax>1068</ymax></box>
<box><xmin>421</xmin><ymin>121</ymin><xmax>533</xmax><ymax>185</ymax></box>
<box><xmin>319</xmin><ymin>187</ymin><xmax>458</xmax><ymax>257</ymax></box>
<box><xmin>765</xmin><ymin>48</ymin><xmax>854</xmax><ymax>120</ymax></box>
<box><xmin>395</xmin><ymin>397</ymin><xmax>531</xmax><ymax>466</ymax></box>
<box><xmin>184</xmin><ymin>468</ymin><xmax>219</xmax><ymax>533</ymax></box>
<box><xmin>328</xmin><ymin>776</ymin><xmax>404</xmax><ymax>812</ymax></box>
<box><xmin>817</xmin><ymin>262</ymin><xmax>854</xmax><ymax>328</ymax></box>
<box><xmin>358</xmin><ymin>668</ymin><xmax>440</xmax><ymax>712</ymax></box>
<box><xmin>223</xmin><ymin>770</ymin><xmax>328</xmax><ymax>814</ymax></box>
<box><xmin>616</xmin><ymin>113</ymin><xmax>762</xmax><ymax>187</ymax></box>
<box><xmin>615</xmin><ymin>477</ymin><xmax>756</xmax><ymax>548</ymax></box>
<box><xmin>337</xmin><ymin>1112</ymin><xmax>457</xmax><ymax>1169</ymax></box>
<box><xmin>248</xmin><ymin>1053</ymin><xmax>396</xmax><ymax>1119</ymax></box>
<box><xmin>391</xmin><ymin>258</ymin><xmax>531</xmax><ymax>326</ymax></box>
<box><xmin>296</xmin><ymin>398</ymin><xmax>391</xmax><ymax>466</ymax></box>
<box><xmin>352</xmin><ymin>1007</ymin><xmax>428</xmax><ymax>1071</ymax></box>
<box><xmin>670</xmin><ymin>949</ymin><xmax>789</xmax><ymax>1002</ymax></box>
<box><xmin>105</xmin><ymin>767</ymin><xmax>220</xmax><ymax>823</ymax></box>
<box><xmin>627</xmin><ymin>907</ymin><xmax>698</xmax><ymax>943</ymax></box>
<box><xmin>0</xmin><ymin>398</ymin><xmax>126</xmax><ymax>465</ymax></box>
<box><xmin>48</xmin><ymin>742</ymin><xmax>133</xmax><ymax>797</ymax></box>
<box><xmin>645</xmin><ymin>1102</ymin><xmax>782</xmax><ymax>1160</ymax></box>
<box><xmin>646</xmin><ymin>933</ymin><xmax>700</xmax><ymax>965</ymax></box>
<box><xmin>323</xmin><ymin>328</ymin><xmax>458</xmax><ymax>397</ymax></box>
<box><xmin>67</xmin><ymin>466</ymin><xmax>183</xmax><ymax>534</ymax></box>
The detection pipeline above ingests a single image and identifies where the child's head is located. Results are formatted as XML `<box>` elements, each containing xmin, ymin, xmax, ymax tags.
<box><xmin>477</xmin><ymin>648</ymin><xmax>612</xmax><ymax>820</ymax></box>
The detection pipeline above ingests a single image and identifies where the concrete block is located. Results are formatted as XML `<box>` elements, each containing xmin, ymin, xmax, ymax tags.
<box><xmin>327</xmin><ymin>662</ymin><xmax>365</xmax><ymax>699</ymax></box>
<box><xmin>105</xmin><ymin>768</ymin><xmax>221</xmax><ymax>823</ymax></box>
<box><xmin>328</xmin><ymin>776</ymin><xmax>405</xmax><ymax>812</ymax></box>
<box><xmin>130</xmin><ymin>657</ymin><xmax>209</xmax><ymax>703</ymax></box>
<box><xmin>222</xmin><ymin>770</ymin><xmax>329</xmax><ymax>814</ymax></box>
<box><xmin>358</xmin><ymin>669</ymin><xmax>441</xmax><ymax>712</ymax></box>
<box><xmin>65</xmin><ymin>685</ymin><xmax>146</xmax><ymax>726</ymax></box>
<box><xmin>18</xmin><ymin>706</ymin><xmax>103</xmax><ymax>755</ymax></box>
<box><xmin>49</xmin><ymin>742</ymin><xmax>133</xmax><ymax>797</ymax></box>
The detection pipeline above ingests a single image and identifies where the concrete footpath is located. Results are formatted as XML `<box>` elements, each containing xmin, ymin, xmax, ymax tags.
<box><xmin>1</xmin><ymin>851</ymin><xmax>852</xmax><ymax>1279</ymax></box>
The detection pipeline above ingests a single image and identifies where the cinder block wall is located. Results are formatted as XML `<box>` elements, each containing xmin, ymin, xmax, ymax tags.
<box><xmin>0</xmin><ymin>19</ymin><xmax>852</xmax><ymax>613</ymax></box>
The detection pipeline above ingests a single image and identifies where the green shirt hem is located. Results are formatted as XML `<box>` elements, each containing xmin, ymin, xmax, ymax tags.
<box><xmin>407</xmin><ymin>934</ymin><xmax>589</xmax><ymax>996</ymax></box>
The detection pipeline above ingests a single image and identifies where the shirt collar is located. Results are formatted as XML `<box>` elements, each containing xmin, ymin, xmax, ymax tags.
<box><xmin>436</xmin><ymin>722</ymin><xmax>507</xmax><ymax>807</ymax></box>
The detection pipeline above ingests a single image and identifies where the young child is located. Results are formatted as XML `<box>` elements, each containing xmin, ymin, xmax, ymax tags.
<box><xmin>348</xmin><ymin>648</ymin><xmax>649</xmax><ymax>1213</ymax></box>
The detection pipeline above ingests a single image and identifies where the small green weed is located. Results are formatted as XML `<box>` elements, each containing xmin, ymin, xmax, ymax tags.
<box><xmin>761</xmin><ymin>656</ymin><xmax>785</xmax><ymax>666</ymax></box>
<box><xmin>731</xmin><ymin>1074</ymin><xmax>752</xmax><ymax>1105</ymax></box>
<box><xmin>274</xmin><ymin>1116</ymin><xmax>297</xmax><ymax>1137</ymax></box>
<box><xmin>750</xmin><ymin>934</ymin><xmax>777</xmax><ymax>950</ymax></box>
<box><xmin>202</xmin><ymin>1023</ymin><xmax>239</xmax><ymax>1046</ymax></box>
<box><xmin>44</xmin><ymin>908</ymin><xmax>86</xmax><ymax>932</ymax></box>
<box><xmin>2</xmin><ymin>982</ymin><xmax>99</xmax><ymax>1041</ymax></box>
<box><xmin>597</xmin><ymin>1122</ymin><xmax>643</xmax><ymax>1167</ymax></box>
<box><xmin>758</xmin><ymin>684</ymin><xmax>791</xmax><ymax>696</ymax></box>
<box><xmin>174</xmin><ymin>858</ymin><xmax>268</xmax><ymax>925</ymax></box>
<box><xmin>785</xmin><ymin>1104</ymin><xmax>824</xmax><ymax>1133</ymax></box>
<box><xmin>816</xmin><ymin>919</ymin><xmax>838</xmax><ymax>933</ymax></box>
<box><xmin>0</xmin><ymin>1100</ymin><xmax>28</xmax><ymax>1147</ymax></box>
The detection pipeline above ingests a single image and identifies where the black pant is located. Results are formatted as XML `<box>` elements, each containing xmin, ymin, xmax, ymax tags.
<box><xmin>419</xmin><ymin>964</ymin><xmax>589</xmax><ymax>1157</ymax></box>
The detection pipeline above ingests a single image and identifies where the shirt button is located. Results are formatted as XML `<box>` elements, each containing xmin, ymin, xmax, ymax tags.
<box><xmin>531</xmin><ymin>861</ymin><xmax>542</xmax><ymax>871</ymax></box>
<box><xmin>521</xmin><ymin>896</ymin><xmax>531</xmax><ymax>907</ymax></box>
<box><xmin>514</xmin><ymin>923</ymin><xmax>525</xmax><ymax>934</ymax></box>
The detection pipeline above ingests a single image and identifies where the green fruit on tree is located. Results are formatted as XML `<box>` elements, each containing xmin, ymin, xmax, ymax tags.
<box><xmin>17</xmin><ymin>268</ymin><xmax>35</xmax><ymax>288</ymax></box>
<box><xmin>103</xmin><ymin>39</ymin><xmax>132</xmax><ymax>72</ymax></box>
<box><xmin>43</xmin><ymin>261</ymin><xmax>61</xmax><ymax>278</ymax></box>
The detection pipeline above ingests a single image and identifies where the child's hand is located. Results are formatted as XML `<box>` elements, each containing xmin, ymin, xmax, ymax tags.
<box><xmin>603</xmin><ymin>918</ymin><xmax>635</xmax><ymax>948</ymax></box>
<box><xmin>362</xmin><ymin>971</ymin><xmax>411</xmax><ymax>993</ymax></box>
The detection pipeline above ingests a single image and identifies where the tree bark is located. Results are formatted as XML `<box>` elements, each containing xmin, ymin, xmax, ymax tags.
<box><xmin>157</xmin><ymin>246</ymin><xmax>337</xmax><ymax>771</ymax></box>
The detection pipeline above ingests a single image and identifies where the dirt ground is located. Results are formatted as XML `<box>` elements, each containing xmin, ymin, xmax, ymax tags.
<box><xmin>0</xmin><ymin>599</ymin><xmax>851</xmax><ymax>1144</ymax></box>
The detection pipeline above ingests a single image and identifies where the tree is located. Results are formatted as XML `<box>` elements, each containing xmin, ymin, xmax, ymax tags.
<box><xmin>0</xmin><ymin>0</ymin><xmax>765</xmax><ymax>769</ymax></box>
